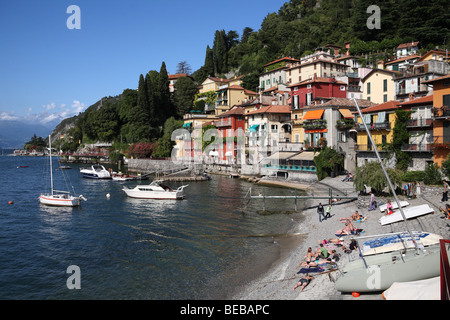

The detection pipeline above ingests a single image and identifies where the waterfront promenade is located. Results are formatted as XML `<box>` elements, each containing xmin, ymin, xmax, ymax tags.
<box><xmin>232</xmin><ymin>176</ymin><xmax>450</xmax><ymax>300</ymax></box>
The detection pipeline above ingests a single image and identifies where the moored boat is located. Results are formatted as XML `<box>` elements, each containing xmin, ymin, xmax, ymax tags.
<box><xmin>122</xmin><ymin>180</ymin><xmax>188</xmax><ymax>200</ymax></box>
<box><xmin>80</xmin><ymin>165</ymin><xmax>111</xmax><ymax>179</ymax></box>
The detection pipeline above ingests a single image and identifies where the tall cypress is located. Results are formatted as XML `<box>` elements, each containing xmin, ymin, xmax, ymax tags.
<box><xmin>158</xmin><ymin>62</ymin><xmax>174</xmax><ymax>125</ymax></box>
<box><xmin>204</xmin><ymin>45</ymin><xmax>215</xmax><ymax>77</ymax></box>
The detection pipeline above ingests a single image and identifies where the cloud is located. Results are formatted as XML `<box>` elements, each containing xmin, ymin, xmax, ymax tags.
<box><xmin>0</xmin><ymin>112</ymin><xmax>19</xmax><ymax>121</ymax></box>
<box><xmin>22</xmin><ymin>100</ymin><xmax>88</xmax><ymax>127</ymax></box>
<box><xmin>42</xmin><ymin>102</ymin><xmax>56</xmax><ymax>111</ymax></box>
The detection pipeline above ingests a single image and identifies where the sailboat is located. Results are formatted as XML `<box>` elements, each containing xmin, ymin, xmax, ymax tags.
<box><xmin>39</xmin><ymin>135</ymin><xmax>86</xmax><ymax>207</ymax></box>
<box><xmin>332</xmin><ymin>99</ymin><xmax>450</xmax><ymax>293</ymax></box>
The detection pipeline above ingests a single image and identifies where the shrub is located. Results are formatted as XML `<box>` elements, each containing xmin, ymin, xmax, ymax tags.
<box><xmin>402</xmin><ymin>171</ymin><xmax>426</xmax><ymax>182</ymax></box>
<box><xmin>424</xmin><ymin>163</ymin><xmax>442</xmax><ymax>185</ymax></box>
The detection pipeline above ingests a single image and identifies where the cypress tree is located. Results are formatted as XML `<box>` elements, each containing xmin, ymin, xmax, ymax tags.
<box><xmin>204</xmin><ymin>45</ymin><xmax>215</xmax><ymax>77</ymax></box>
<box><xmin>158</xmin><ymin>62</ymin><xmax>174</xmax><ymax>124</ymax></box>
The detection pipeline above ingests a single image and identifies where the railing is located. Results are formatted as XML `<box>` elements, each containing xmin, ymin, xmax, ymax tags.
<box><xmin>440</xmin><ymin>239</ymin><xmax>450</xmax><ymax>300</ymax></box>
<box><xmin>433</xmin><ymin>106</ymin><xmax>450</xmax><ymax>118</ymax></box>
<box><xmin>336</xmin><ymin>119</ymin><xmax>355</xmax><ymax>130</ymax></box>
<box><xmin>215</xmin><ymin>119</ymin><xmax>232</xmax><ymax>127</ymax></box>
<box><xmin>431</xmin><ymin>136</ymin><xmax>450</xmax><ymax>149</ymax></box>
<box><xmin>401</xmin><ymin>144</ymin><xmax>432</xmax><ymax>152</ymax></box>
<box><xmin>355</xmin><ymin>144</ymin><xmax>385</xmax><ymax>152</ymax></box>
<box><xmin>356</xmin><ymin>122</ymin><xmax>391</xmax><ymax>131</ymax></box>
<box><xmin>406</xmin><ymin>118</ymin><xmax>433</xmax><ymax>127</ymax></box>
<box><xmin>303</xmin><ymin>119</ymin><xmax>327</xmax><ymax>130</ymax></box>
<box><xmin>265</xmin><ymin>164</ymin><xmax>317</xmax><ymax>172</ymax></box>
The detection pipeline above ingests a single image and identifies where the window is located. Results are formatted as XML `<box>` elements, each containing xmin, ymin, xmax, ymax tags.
<box><xmin>383</xmin><ymin>79</ymin><xmax>388</xmax><ymax>92</ymax></box>
<box><xmin>314</xmin><ymin>63</ymin><xmax>316</xmax><ymax>70</ymax></box>
<box><xmin>340</xmin><ymin>85</ymin><xmax>345</xmax><ymax>91</ymax></box>
<box><xmin>443</xmin><ymin>94</ymin><xmax>450</xmax><ymax>107</ymax></box>
<box><xmin>383</xmin><ymin>94</ymin><xmax>388</xmax><ymax>102</ymax></box>
<box><xmin>382</xmin><ymin>135</ymin><xmax>387</xmax><ymax>145</ymax></box>
<box><xmin>367</xmin><ymin>82</ymin><xmax>371</xmax><ymax>95</ymax></box>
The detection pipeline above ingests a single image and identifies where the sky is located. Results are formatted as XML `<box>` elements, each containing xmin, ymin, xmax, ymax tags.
<box><xmin>0</xmin><ymin>0</ymin><xmax>285</xmax><ymax>126</ymax></box>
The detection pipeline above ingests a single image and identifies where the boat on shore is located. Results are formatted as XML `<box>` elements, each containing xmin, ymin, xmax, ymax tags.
<box><xmin>122</xmin><ymin>180</ymin><xmax>188</xmax><ymax>200</ymax></box>
<box><xmin>80</xmin><ymin>165</ymin><xmax>111</xmax><ymax>179</ymax></box>
<box><xmin>379</xmin><ymin>204</ymin><xmax>434</xmax><ymax>226</ymax></box>
<box><xmin>39</xmin><ymin>136</ymin><xmax>86</xmax><ymax>207</ymax></box>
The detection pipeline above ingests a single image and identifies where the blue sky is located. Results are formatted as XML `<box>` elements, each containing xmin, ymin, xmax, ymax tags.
<box><xmin>0</xmin><ymin>0</ymin><xmax>284</xmax><ymax>125</ymax></box>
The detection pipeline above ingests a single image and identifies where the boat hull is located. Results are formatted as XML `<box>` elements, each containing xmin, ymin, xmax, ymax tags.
<box><xmin>39</xmin><ymin>194</ymin><xmax>81</xmax><ymax>207</ymax></box>
<box><xmin>334</xmin><ymin>244</ymin><xmax>445</xmax><ymax>293</ymax></box>
<box><xmin>379</xmin><ymin>204</ymin><xmax>434</xmax><ymax>226</ymax></box>
<box><xmin>122</xmin><ymin>189</ymin><xmax>184</xmax><ymax>200</ymax></box>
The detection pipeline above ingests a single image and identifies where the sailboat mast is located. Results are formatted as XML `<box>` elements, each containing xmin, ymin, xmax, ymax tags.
<box><xmin>49</xmin><ymin>135</ymin><xmax>53</xmax><ymax>196</ymax></box>
<box><xmin>352</xmin><ymin>99</ymin><xmax>420</xmax><ymax>252</ymax></box>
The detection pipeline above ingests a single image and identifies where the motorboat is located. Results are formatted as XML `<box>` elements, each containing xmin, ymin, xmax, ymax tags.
<box><xmin>80</xmin><ymin>165</ymin><xmax>111</xmax><ymax>179</ymax></box>
<box><xmin>122</xmin><ymin>180</ymin><xmax>188</xmax><ymax>200</ymax></box>
<box><xmin>39</xmin><ymin>135</ymin><xmax>87</xmax><ymax>207</ymax></box>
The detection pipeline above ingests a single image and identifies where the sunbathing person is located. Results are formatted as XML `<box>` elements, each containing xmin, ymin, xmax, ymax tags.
<box><xmin>299</xmin><ymin>258</ymin><xmax>336</xmax><ymax>268</ymax></box>
<box><xmin>293</xmin><ymin>275</ymin><xmax>314</xmax><ymax>291</ymax></box>
<box><xmin>304</xmin><ymin>247</ymin><xmax>316</xmax><ymax>262</ymax></box>
<box><xmin>440</xmin><ymin>205</ymin><xmax>450</xmax><ymax>219</ymax></box>
<box><xmin>340</xmin><ymin>210</ymin><xmax>366</xmax><ymax>222</ymax></box>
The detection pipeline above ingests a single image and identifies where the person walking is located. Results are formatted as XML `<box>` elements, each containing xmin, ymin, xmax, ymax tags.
<box><xmin>442</xmin><ymin>180</ymin><xmax>449</xmax><ymax>202</ymax></box>
<box><xmin>317</xmin><ymin>203</ymin><xmax>325</xmax><ymax>222</ymax></box>
<box><xmin>368</xmin><ymin>192</ymin><xmax>376</xmax><ymax>211</ymax></box>
<box><xmin>325</xmin><ymin>204</ymin><xmax>332</xmax><ymax>219</ymax></box>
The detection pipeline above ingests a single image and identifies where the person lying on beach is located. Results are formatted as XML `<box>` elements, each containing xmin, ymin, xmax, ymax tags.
<box><xmin>335</xmin><ymin>222</ymin><xmax>365</xmax><ymax>236</ymax></box>
<box><xmin>299</xmin><ymin>258</ymin><xmax>336</xmax><ymax>268</ymax></box>
<box><xmin>340</xmin><ymin>210</ymin><xmax>366</xmax><ymax>222</ymax></box>
<box><xmin>293</xmin><ymin>275</ymin><xmax>314</xmax><ymax>291</ymax></box>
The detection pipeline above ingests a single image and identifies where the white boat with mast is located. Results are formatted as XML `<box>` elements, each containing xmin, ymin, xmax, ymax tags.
<box><xmin>333</xmin><ymin>99</ymin><xmax>450</xmax><ymax>293</ymax></box>
<box><xmin>39</xmin><ymin>136</ymin><xmax>87</xmax><ymax>207</ymax></box>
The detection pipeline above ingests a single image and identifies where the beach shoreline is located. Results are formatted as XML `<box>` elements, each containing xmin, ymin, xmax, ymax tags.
<box><xmin>231</xmin><ymin>175</ymin><xmax>450</xmax><ymax>300</ymax></box>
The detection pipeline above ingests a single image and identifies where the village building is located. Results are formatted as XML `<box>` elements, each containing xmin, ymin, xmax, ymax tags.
<box><xmin>362</xmin><ymin>68</ymin><xmax>397</xmax><ymax>104</ymax></box>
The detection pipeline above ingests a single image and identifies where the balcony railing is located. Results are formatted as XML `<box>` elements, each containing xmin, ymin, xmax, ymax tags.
<box><xmin>401</xmin><ymin>144</ymin><xmax>432</xmax><ymax>152</ymax></box>
<box><xmin>406</xmin><ymin>118</ymin><xmax>433</xmax><ymax>127</ymax></box>
<box><xmin>303</xmin><ymin>119</ymin><xmax>327</xmax><ymax>130</ymax></box>
<box><xmin>355</xmin><ymin>144</ymin><xmax>386</xmax><ymax>152</ymax></box>
<box><xmin>356</xmin><ymin>122</ymin><xmax>391</xmax><ymax>131</ymax></box>
<box><xmin>336</xmin><ymin>119</ymin><xmax>355</xmax><ymax>130</ymax></box>
<box><xmin>433</xmin><ymin>106</ymin><xmax>450</xmax><ymax>118</ymax></box>
<box><xmin>431</xmin><ymin>136</ymin><xmax>450</xmax><ymax>149</ymax></box>
<box><xmin>216</xmin><ymin>118</ymin><xmax>232</xmax><ymax>127</ymax></box>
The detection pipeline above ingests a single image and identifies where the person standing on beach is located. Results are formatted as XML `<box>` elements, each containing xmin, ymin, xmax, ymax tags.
<box><xmin>325</xmin><ymin>204</ymin><xmax>332</xmax><ymax>219</ymax></box>
<box><xmin>442</xmin><ymin>180</ymin><xmax>448</xmax><ymax>202</ymax></box>
<box><xmin>317</xmin><ymin>203</ymin><xmax>325</xmax><ymax>222</ymax></box>
<box><xmin>368</xmin><ymin>192</ymin><xmax>376</xmax><ymax>211</ymax></box>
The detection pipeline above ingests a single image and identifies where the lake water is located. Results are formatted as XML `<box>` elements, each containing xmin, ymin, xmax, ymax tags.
<box><xmin>0</xmin><ymin>155</ymin><xmax>306</xmax><ymax>299</ymax></box>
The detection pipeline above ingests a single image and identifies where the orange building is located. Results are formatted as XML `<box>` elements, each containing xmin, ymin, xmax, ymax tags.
<box><xmin>423</xmin><ymin>75</ymin><xmax>450</xmax><ymax>166</ymax></box>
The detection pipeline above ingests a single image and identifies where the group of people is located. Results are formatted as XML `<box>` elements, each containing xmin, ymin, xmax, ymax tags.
<box><xmin>440</xmin><ymin>204</ymin><xmax>450</xmax><ymax>219</ymax></box>
<box><xmin>293</xmin><ymin>236</ymin><xmax>359</xmax><ymax>292</ymax></box>
<box><xmin>403</xmin><ymin>181</ymin><xmax>421</xmax><ymax>199</ymax></box>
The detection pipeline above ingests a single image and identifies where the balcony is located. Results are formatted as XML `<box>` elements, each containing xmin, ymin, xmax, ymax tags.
<box><xmin>356</xmin><ymin>122</ymin><xmax>391</xmax><ymax>131</ymax></box>
<box><xmin>433</xmin><ymin>106</ymin><xmax>450</xmax><ymax>118</ymax></box>
<box><xmin>216</xmin><ymin>118</ymin><xmax>232</xmax><ymax>127</ymax></box>
<box><xmin>303</xmin><ymin>119</ymin><xmax>327</xmax><ymax>130</ymax></box>
<box><xmin>406</xmin><ymin>118</ymin><xmax>433</xmax><ymax>127</ymax></box>
<box><xmin>355</xmin><ymin>144</ymin><xmax>386</xmax><ymax>152</ymax></box>
<box><xmin>431</xmin><ymin>136</ymin><xmax>450</xmax><ymax>149</ymax></box>
<box><xmin>401</xmin><ymin>144</ymin><xmax>432</xmax><ymax>152</ymax></box>
<box><xmin>336</xmin><ymin>119</ymin><xmax>355</xmax><ymax>130</ymax></box>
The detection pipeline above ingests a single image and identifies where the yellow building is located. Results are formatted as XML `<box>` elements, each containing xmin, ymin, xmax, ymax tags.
<box><xmin>355</xmin><ymin>100</ymin><xmax>400</xmax><ymax>167</ymax></box>
<box><xmin>423</xmin><ymin>74</ymin><xmax>450</xmax><ymax>166</ymax></box>
<box><xmin>362</xmin><ymin>69</ymin><xmax>396</xmax><ymax>104</ymax></box>
<box><xmin>291</xmin><ymin>108</ymin><xmax>305</xmax><ymax>144</ymax></box>
<box><xmin>287</xmin><ymin>58</ymin><xmax>349</xmax><ymax>85</ymax></box>
<box><xmin>215</xmin><ymin>85</ymin><xmax>258</xmax><ymax>115</ymax></box>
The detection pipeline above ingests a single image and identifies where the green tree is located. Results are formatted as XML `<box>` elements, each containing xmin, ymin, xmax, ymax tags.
<box><xmin>173</xmin><ymin>76</ymin><xmax>198</xmax><ymax>118</ymax></box>
<box><xmin>313</xmin><ymin>147</ymin><xmax>344</xmax><ymax>180</ymax></box>
<box><xmin>153</xmin><ymin>117</ymin><xmax>184</xmax><ymax>158</ymax></box>
<box><xmin>354</xmin><ymin>161</ymin><xmax>403</xmax><ymax>195</ymax></box>
<box><xmin>392</xmin><ymin>110</ymin><xmax>412</xmax><ymax>171</ymax></box>
<box><xmin>158</xmin><ymin>62</ymin><xmax>174</xmax><ymax>124</ymax></box>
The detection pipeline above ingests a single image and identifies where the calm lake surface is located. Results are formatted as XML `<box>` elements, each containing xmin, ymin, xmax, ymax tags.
<box><xmin>0</xmin><ymin>155</ymin><xmax>306</xmax><ymax>299</ymax></box>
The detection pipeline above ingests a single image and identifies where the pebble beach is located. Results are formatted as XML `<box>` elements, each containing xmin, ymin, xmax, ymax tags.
<box><xmin>231</xmin><ymin>176</ymin><xmax>450</xmax><ymax>300</ymax></box>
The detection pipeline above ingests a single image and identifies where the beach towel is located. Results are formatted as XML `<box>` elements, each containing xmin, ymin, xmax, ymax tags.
<box><xmin>297</xmin><ymin>267</ymin><xmax>324</xmax><ymax>274</ymax></box>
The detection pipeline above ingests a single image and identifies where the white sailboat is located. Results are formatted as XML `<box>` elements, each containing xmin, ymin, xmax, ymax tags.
<box><xmin>332</xmin><ymin>99</ymin><xmax>450</xmax><ymax>293</ymax></box>
<box><xmin>39</xmin><ymin>136</ymin><xmax>86</xmax><ymax>207</ymax></box>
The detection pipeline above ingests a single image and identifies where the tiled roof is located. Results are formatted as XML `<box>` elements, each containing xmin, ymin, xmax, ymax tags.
<box><xmin>423</xmin><ymin>74</ymin><xmax>450</xmax><ymax>84</ymax></box>
<box><xmin>319</xmin><ymin>98</ymin><xmax>376</xmax><ymax>108</ymax></box>
<box><xmin>218</xmin><ymin>106</ymin><xmax>245</xmax><ymax>117</ymax></box>
<box><xmin>385</xmin><ymin>55</ymin><xmax>421</xmax><ymax>65</ymax></box>
<box><xmin>168</xmin><ymin>73</ymin><xmax>190</xmax><ymax>80</ymax></box>
<box><xmin>398</xmin><ymin>94</ymin><xmax>433</xmax><ymax>106</ymax></box>
<box><xmin>359</xmin><ymin>100</ymin><xmax>400</xmax><ymax>113</ymax></box>
<box><xmin>288</xmin><ymin>77</ymin><xmax>347</xmax><ymax>88</ymax></box>
<box><xmin>397</xmin><ymin>42</ymin><xmax>419</xmax><ymax>49</ymax></box>
<box><xmin>244</xmin><ymin>105</ymin><xmax>291</xmax><ymax>116</ymax></box>
<box><xmin>264</xmin><ymin>57</ymin><xmax>300</xmax><ymax>67</ymax></box>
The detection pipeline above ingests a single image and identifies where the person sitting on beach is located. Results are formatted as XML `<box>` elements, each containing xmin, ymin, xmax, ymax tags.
<box><xmin>439</xmin><ymin>204</ymin><xmax>450</xmax><ymax>219</ymax></box>
<box><xmin>304</xmin><ymin>247</ymin><xmax>316</xmax><ymax>262</ymax></box>
<box><xmin>384</xmin><ymin>200</ymin><xmax>394</xmax><ymax>216</ymax></box>
<box><xmin>336</xmin><ymin>222</ymin><xmax>364</xmax><ymax>236</ymax></box>
<box><xmin>293</xmin><ymin>275</ymin><xmax>314</xmax><ymax>291</ymax></box>
<box><xmin>315</xmin><ymin>243</ymin><xmax>331</xmax><ymax>259</ymax></box>
<box><xmin>330</xmin><ymin>195</ymin><xmax>341</xmax><ymax>204</ymax></box>
<box><xmin>340</xmin><ymin>210</ymin><xmax>365</xmax><ymax>222</ymax></box>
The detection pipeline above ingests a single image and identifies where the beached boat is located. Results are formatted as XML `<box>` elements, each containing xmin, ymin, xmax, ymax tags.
<box><xmin>379</xmin><ymin>204</ymin><xmax>434</xmax><ymax>226</ymax></box>
<box><xmin>333</xmin><ymin>99</ymin><xmax>449</xmax><ymax>294</ymax></box>
<box><xmin>378</xmin><ymin>200</ymin><xmax>409</xmax><ymax>213</ymax></box>
<box><xmin>122</xmin><ymin>180</ymin><xmax>188</xmax><ymax>200</ymax></box>
<box><xmin>382</xmin><ymin>276</ymin><xmax>440</xmax><ymax>300</ymax></box>
<box><xmin>334</xmin><ymin>243</ymin><xmax>447</xmax><ymax>293</ymax></box>
<box><xmin>80</xmin><ymin>165</ymin><xmax>111</xmax><ymax>179</ymax></box>
<box><xmin>361</xmin><ymin>231</ymin><xmax>442</xmax><ymax>256</ymax></box>
<box><xmin>39</xmin><ymin>136</ymin><xmax>86</xmax><ymax>207</ymax></box>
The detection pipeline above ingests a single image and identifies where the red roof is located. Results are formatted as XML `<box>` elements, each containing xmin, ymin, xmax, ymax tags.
<box><xmin>264</xmin><ymin>57</ymin><xmax>300</xmax><ymax>67</ymax></box>
<box><xmin>218</xmin><ymin>106</ymin><xmax>244</xmax><ymax>117</ymax></box>
<box><xmin>288</xmin><ymin>77</ymin><xmax>347</xmax><ymax>88</ymax></box>
<box><xmin>423</xmin><ymin>74</ymin><xmax>450</xmax><ymax>84</ymax></box>
<box><xmin>398</xmin><ymin>94</ymin><xmax>433</xmax><ymax>106</ymax></box>
<box><xmin>397</xmin><ymin>42</ymin><xmax>419</xmax><ymax>49</ymax></box>
<box><xmin>360</xmin><ymin>100</ymin><xmax>400</xmax><ymax>113</ymax></box>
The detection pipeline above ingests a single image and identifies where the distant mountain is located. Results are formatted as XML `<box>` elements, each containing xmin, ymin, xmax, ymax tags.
<box><xmin>0</xmin><ymin>120</ymin><xmax>52</xmax><ymax>149</ymax></box>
